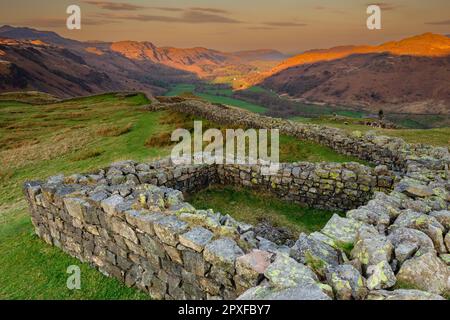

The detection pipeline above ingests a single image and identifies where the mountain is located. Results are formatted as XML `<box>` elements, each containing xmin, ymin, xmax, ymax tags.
<box><xmin>241</xmin><ymin>33</ymin><xmax>450</xmax><ymax>88</ymax></box>
<box><xmin>0</xmin><ymin>26</ymin><xmax>284</xmax><ymax>92</ymax></box>
<box><xmin>249</xmin><ymin>33</ymin><xmax>450</xmax><ymax>114</ymax></box>
<box><xmin>262</xmin><ymin>52</ymin><xmax>450</xmax><ymax>114</ymax></box>
<box><xmin>0</xmin><ymin>25</ymin><xmax>82</xmax><ymax>49</ymax></box>
<box><xmin>0</xmin><ymin>38</ymin><xmax>195</xmax><ymax>97</ymax></box>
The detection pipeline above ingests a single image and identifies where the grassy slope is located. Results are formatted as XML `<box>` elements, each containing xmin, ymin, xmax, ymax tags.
<box><xmin>0</xmin><ymin>92</ymin><xmax>364</xmax><ymax>299</ymax></box>
<box><xmin>165</xmin><ymin>83</ymin><xmax>267</xmax><ymax>113</ymax></box>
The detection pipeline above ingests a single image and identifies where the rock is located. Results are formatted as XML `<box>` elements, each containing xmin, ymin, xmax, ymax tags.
<box><xmin>320</xmin><ymin>214</ymin><xmax>363</xmax><ymax>249</ymax></box>
<box><xmin>390</xmin><ymin>210</ymin><xmax>446</xmax><ymax>253</ymax></box>
<box><xmin>257</xmin><ymin>237</ymin><xmax>290</xmax><ymax>254</ymax></box>
<box><xmin>290</xmin><ymin>232</ymin><xmax>340</xmax><ymax>277</ymax></box>
<box><xmin>403</xmin><ymin>185</ymin><xmax>434</xmax><ymax>198</ymax></box>
<box><xmin>109</xmin><ymin>217</ymin><xmax>138</xmax><ymax>243</ymax></box>
<box><xmin>237</xmin><ymin>282</ymin><xmax>331</xmax><ymax>300</ymax></box>
<box><xmin>236</xmin><ymin>250</ymin><xmax>273</xmax><ymax>287</ymax></box>
<box><xmin>367</xmin><ymin>289</ymin><xmax>445</xmax><ymax>300</ymax></box>
<box><xmin>153</xmin><ymin>215</ymin><xmax>189</xmax><ymax>246</ymax></box>
<box><xmin>100</xmin><ymin>195</ymin><xmax>125</xmax><ymax>215</ymax></box>
<box><xmin>179</xmin><ymin>227</ymin><xmax>213</xmax><ymax>252</ymax></box>
<box><xmin>429</xmin><ymin>210</ymin><xmax>450</xmax><ymax>232</ymax></box>
<box><xmin>63</xmin><ymin>197</ymin><xmax>88</xmax><ymax>220</ymax></box>
<box><xmin>351</xmin><ymin>227</ymin><xmax>393</xmax><ymax>269</ymax></box>
<box><xmin>387</xmin><ymin>227</ymin><xmax>436</xmax><ymax>262</ymax></box>
<box><xmin>203</xmin><ymin>238</ymin><xmax>244</xmax><ymax>273</ymax></box>
<box><xmin>346</xmin><ymin>207</ymin><xmax>390</xmax><ymax>233</ymax></box>
<box><xmin>396</xmin><ymin>252</ymin><xmax>450</xmax><ymax>295</ymax></box>
<box><xmin>326</xmin><ymin>264</ymin><xmax>368</xmax><ymax>300</ymax></box>
<box><xmin>264</xmin><ymin>253</ymin><xmax>318</xmax><ymax>289</ymax></box>
<box><xmin>366</xmin><ymin>261</ymin><xmax>396</xmax><ymax>290</ymax></box>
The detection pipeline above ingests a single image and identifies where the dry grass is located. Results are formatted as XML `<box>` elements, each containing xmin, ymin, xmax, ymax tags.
<box><xmin>144</xmin><ymin>132</ymin><xmax>173</xmax><ymax>148</ymax></box>
<box><xmin>96</xmin><ymin>123</ymin><xmax>133</xmax><ymax>137</ymax></box>
<box><xmin>71</xmin><ymin>149</ymin><xmax>104</xmax><ymax>161</ymax></box>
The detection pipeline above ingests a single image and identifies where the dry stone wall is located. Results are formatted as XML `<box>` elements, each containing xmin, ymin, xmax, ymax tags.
<box><xmin>24</xmin><ymin>97</ymin><xmax>450</xmax><ymax>300</ymax></box>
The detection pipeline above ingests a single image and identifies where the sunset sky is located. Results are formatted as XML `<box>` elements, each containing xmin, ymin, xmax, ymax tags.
<box><xmin>1</xmin><ymin>0</ymin><xmax>449</xmax><ymax>53</ymax></box>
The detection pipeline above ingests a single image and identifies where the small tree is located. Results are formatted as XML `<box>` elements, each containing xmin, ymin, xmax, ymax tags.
<box><xmin>378</xmin><ymin>109</ymin><xmax>384</xmax><ymax>121</ymax></box>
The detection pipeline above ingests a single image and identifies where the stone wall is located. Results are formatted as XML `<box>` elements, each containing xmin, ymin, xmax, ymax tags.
<box><xmin>23</xmin><ymin>97</ymin><xmax>450</xmax><ymax>300</ymax></box>
<box><xmin>150</xmin><ymin>98</ymin><xmax>450</xmax><ymax>173</ymax></box>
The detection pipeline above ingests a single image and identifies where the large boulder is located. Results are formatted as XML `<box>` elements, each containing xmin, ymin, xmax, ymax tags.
<box><xmin>367</xmin><ymin>289</ymin><xmax>445</xmax><ymax>300</ymax></box>
<box><xmin>237</xmin><ymin>282</ymin><xmax>331</xmax><ymax>300</ymax></box>
<box><xmin>320</xmin><ymin>214</ymin><xmax>363</xmax><ymax>250</ymax></box>
<box><xmin>351</xmin><ymin>226</ymin><xmax>393</xmax><ymax>269</ymax></box>
<box><xmin>290</xmin><ymin>232</ymin><xmax>340</xmax><ymax>277</ymax></box>
<box><xmin>396</xmin><ymin>252</ymin><xmax>450</xmax><ymax>295</ymax></box>
<box><xmin>325</xmin><ymin>264</ymin><xmax>368</xmax><ymax>300</ymax></box>
<box><xmin>346</xmin><ymin>206</ymin><xmax>390</xmax><ymax>233</ymax></box>
<box><xmin>429</xmin><ymin>210</ymin><xmax>450</xmax><ymax>232</ymax></box>
<box><xmin>387</xmin><ymin>227</ymin><xmax>436</xmax><ymax>263</ymax></box>
<box><xmin>390</xmin><ymin>210</ymin><xmax>446</xmax><ymax>253</ymax></box>
<box><xmin>366</xmin><ymin>260</ymin><xmax>396</xmax><ymax>290</ymax></box>
<box><xmin>264</xmin><ymin>253</ymin><xmax>318</xmax><ymax>289</ymax></box>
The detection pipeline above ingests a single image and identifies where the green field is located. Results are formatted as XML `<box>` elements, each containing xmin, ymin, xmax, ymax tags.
<box><xmin>0</xmin><ymin>92</ymin><xmax>366</xmax><ymax>299</ymax></box>
<box><xmin>165</xmin><ymin>83</ymin><xmax>267</xmax><ymax>113</ymax></box>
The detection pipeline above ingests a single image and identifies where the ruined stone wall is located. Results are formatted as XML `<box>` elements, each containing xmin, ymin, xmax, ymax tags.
<box><xmin>217</xmin><ymin>162</ymin><xmax>395</xmax><ymax>211</ymax></box>
<box><xmin>150</xmin><ymin>98</ymin><xmax>450</xmax><ymax>172</ymax></box>
<box><xmin>23</xmin><ymin>159</ymin><xmax>395</xmax><ymax>300</ymax></box>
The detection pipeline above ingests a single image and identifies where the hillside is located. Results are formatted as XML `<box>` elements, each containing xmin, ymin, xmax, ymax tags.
<box><xmin>0</xmin><ymin>25</ymin><xmax>283</xmax><ymax>95</ymax></box>
<box><xmin>241</xmin><ymin>33</ymin><xmax>450</xmax><ymax>114</ymax></box>
<box><xmin>262</xmin><ymin>53</ymin><xmax>450</xmax><ymax>114</ymax></box>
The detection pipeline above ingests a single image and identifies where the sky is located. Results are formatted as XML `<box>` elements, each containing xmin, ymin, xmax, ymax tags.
<box><xmin>1</xmin><ymin>0</ymin><xmax>449</xmax><ymax>53</ymax></box>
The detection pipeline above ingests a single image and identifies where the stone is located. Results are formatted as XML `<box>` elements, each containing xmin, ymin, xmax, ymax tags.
<box><xmin>390</xmin><ymin>210</ymin><xmax>446</xmax><ymax>254</ymax></box>
<box><xmin>203</xmin><ymin>238</ymin><xmax>244</xmax><ymax>273</ymax></box>
<box><xmin>182</xmin><ymin>250</ymin><xmax>208</xmax><ymax>276</ymax></box>
<box><xmin>153</xmin><ymin>215</ymin><xmax>189</xmax><ymax>246</ymax></box>
<box><xmin>346</xmin><ymin>207</ymin><xmax>390</xmax><ymax>232</ymax></box>
<box><xmin>403</xmin><ymin>185</ymin><xmax>434</xmax><ymax>198</ymax></box>
<box><xmin>109</xmin><ymin>217</ymin><xmax>138</xmax><ymax>243</ymax></box>
<box><xmin>429</xmin><ymin>210</ymin><xmax>450</xmax><ymax>231</ymax></box>
<box><xmin>387</xmin><ymin>227</ymin><xmax>436</xmax><ymax>260</ymax></box>
<box><xmin>264</xmin><ymin>253</ymin><xmax>318</xmax><ymax>290</ymax></box>
<box><xmin>101</xmin><ymin>195</ymin><xmax>125</xmax><ymax>216</ymax></box>
<box><xmin>366</xmin><ymin>260</ymin><xmax>396</xmax><ymax>290</ymax></box>
<box><xmin>326</xmin><ymin>264</ymin><xmax>368</xmax><ymax>300</ymax></box>
<box><xmin>179</xmin><ymin>227</ymin><xmax>213</xmax><ymax>252</ymax></box>
<box><xmin>63</xmin><ymin>197</ymin><xmax>87</xmax><ymax>221</ymax></box>
<box><xmin>237</xmin><ymin>282</ymin><xmax>331</xmax><ymax>300</ymax></box>
<box><xmin>290</xmin><ymin>232</ymin><xmax>340</xmax><ymax>277</ymax></box>
<box><xmin>320</xmin><ymin>214</ymin><xmax>363</xmax><ymax>248</ymax></box>
<box><xmin>351</xmin><ymin>229</ymin><xmax>393</xmax><ymax>268</ymax></box>
<box><xmin>366</xmin><ymin>289</ymin><xmax>445</xmax><ymax>300</ymax></box>
<box><xmin>236</xmin><ymin>249</ymin><xmax>273</xmax><ymax>284</ymax></box>
<box><xmin>124</xmin><ymin>210</ymin><xmax>164</xmax><ymax>235</ymax></box>
<box><xmin>396</xmin><ymin>252</ymin><xmax>449</xmax><ymax>295</ymax></box>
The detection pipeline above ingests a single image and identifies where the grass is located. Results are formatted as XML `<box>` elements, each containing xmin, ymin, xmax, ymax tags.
<box><xmin>165</xmin><ymin>83</ymin><xmax>267</xmax><ymax>113</ymax></box>
<box><xmin>188</xmin><ymin>185</ymin><xmax>342</xmax><ymax>236</ymax></box>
